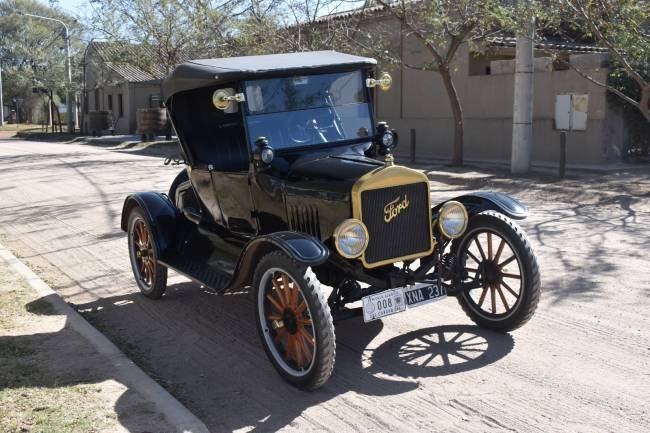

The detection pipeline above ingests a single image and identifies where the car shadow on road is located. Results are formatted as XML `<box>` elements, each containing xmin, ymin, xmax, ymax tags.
<box><xmin>60</xmin><ymin>281</ymin><xmax>516</xmax><ymax>433</ymax></box>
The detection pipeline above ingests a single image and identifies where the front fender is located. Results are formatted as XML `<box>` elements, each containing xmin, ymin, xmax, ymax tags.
<box><xmin>432</xmin><ymin>191</ymin><xmax>528</xmax><ymax>220</ymax></box>
<box><xmin>120</xmin><ymin>192</ymin><xmax>178</xmax><ymax>256</ymax></box>
<box><xmin>223</xmin><ymin>231</ymin><xmax>329</xmax><ymax>292</ymax></box>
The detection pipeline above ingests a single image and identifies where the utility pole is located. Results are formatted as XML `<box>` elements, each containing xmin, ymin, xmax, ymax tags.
<box><xmin>511</xmin><ymin>12</ymin><xmax>535</xmax><ymax>174</ymax></box>
<box><xmin>18</xmin><ymin>12</ymin><xmax>76</xmax><ymax>134</ymax></box>
<box><xmin>0</xmin><ymin>63</ymin><xmax>4</xmax><ymax>127</ymax></box>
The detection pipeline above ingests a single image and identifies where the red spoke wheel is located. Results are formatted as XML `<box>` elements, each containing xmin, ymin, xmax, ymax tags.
<box><xmin>127</xmin><ymin>208</ymin><xmax>167</xmax><ymax>299</ymax></box>
<box><xmin>254</xmin><ymin>251</ymin><xmax>335</xmax><ymax>390</ymax></box>
<box><xmin>454</xmin><ymin>211</ymin><xmax>540</xmax><ymax>332</ymax></box>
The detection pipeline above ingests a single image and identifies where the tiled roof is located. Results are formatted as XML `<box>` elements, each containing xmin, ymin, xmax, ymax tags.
<box><xmin>313</xmin><ymin>3</ymin><xmax>609</xmax><ymax>54</ymax></box>
<box><xmin>487</xmin><ymin>36</ymin><xmax>609</xmax><ymax>53</ymax></box>
<box><xmin>87</xmin><ymin>41</ymin><xmax>168</xmax><ymax>82</ymax></box>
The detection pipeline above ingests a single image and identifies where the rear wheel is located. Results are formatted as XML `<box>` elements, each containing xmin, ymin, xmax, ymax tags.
<box><xmin>253</xmin><ymin>251</ymin><xmax>336</xmax><ymax>390</ymax></box>
<box><xmin>127</xmin><ymin>208</ymin><xmax>167</xmax><ymax>299</ymax></box>
<box><xmin>454</xmin><ymin>211</ymin><xmax>540</xmax><ymax>332</ymax></box>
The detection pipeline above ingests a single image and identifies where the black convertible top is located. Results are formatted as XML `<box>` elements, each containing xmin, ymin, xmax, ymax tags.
<box><xmin>162</xmin><ymin>50</ymin><xmax>377</xmax><ymax>101</ymax></box>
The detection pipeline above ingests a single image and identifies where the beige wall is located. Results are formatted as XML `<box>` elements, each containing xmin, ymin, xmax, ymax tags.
<box><xmin>83</xmin><ymin>46</ymin><xmax>163</xmax><ymax>135</ymax></box>
<box><xmin>376</xmin><ymin>31</ymin><xmax>617</xmax><ymax>165</ymax></box>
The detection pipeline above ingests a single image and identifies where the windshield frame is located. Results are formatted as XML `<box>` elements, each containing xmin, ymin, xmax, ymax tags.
<box><xmin>241</xmin><ymin>68</ymin><xmax>376</xmax><ymax>154</ymax></box>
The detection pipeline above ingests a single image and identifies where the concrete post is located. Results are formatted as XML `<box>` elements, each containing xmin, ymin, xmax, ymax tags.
<box><xmin>0</xmin><ymin>64</ymin><xmax>4</xmax><ymax>127</ymax></box>
<box><xmin>511</xmin><ymin>15</ymin><xmax>535</xmax><ymax>174</ymax></box>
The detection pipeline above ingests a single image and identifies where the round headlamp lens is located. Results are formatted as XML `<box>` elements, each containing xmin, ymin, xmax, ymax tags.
<box><xmin>260</xmin><ymin>147</ymin><xmax>274</xmax><ymax>164</ymax></box>
<box><xmin>381</xmin><ymin>131</ymin><xmax>394</xmax><ymax>148</ymax></box>
<box><xmin>438</xmin><ymin>201</ymin><xmax>468</xmax><ymax>238</ymax></box>
<box><xmin>334</xmin><ymin>219</ymin><xmax>369</xmax><ymax>258</ymax></box>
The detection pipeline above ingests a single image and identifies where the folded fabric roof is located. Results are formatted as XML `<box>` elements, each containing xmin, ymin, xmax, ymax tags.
<box><xmin>162</xmin><ymin>50</ymin><xmax>377</xmax><ymax>101</ymax></box>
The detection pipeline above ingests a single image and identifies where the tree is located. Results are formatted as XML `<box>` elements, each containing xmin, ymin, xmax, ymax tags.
<box><xmin>531</xmin><ymin>0</ymin><xmax>649</xmax><ymax>122</ymax></box>
<box><xmin>85</xmin><ymin>0</ymin><xmax>240</xmax><ymax>76</ymax></box>
<box><xmin>0</xmin><ymin>0</ymin><xmax>83</xmax><ymax>123</ymax></box>
<box><xmin>351</xmin><ymin>0</ymin><xmax>509</xmax><ymax>166</ymax></box>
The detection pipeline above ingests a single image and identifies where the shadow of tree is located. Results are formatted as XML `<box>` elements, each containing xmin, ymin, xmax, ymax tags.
<box><xmin>0</xmin><ymin>295</ymin><xmax>173</xmax><ymax>433</ymax></box>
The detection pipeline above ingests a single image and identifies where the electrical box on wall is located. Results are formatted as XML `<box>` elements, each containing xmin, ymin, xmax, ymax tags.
<box><xmin>555</xmin><ymin>94</ymin><xmax>589</xmax><ymax>131</ymax></box>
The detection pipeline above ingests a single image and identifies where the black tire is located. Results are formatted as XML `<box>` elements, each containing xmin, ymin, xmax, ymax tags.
<box><xmin>168</xmin><ymin>168</ymin><xmax>189</xmax><ymax>205</ymax></box>
<box><xmin>253</xmin><ymin>251</ymin><xmax>336</xmax><ymax>390</ymax></box>
<box><xmin>127</xmin><ymin>208</ymin><xmax>168</xmax><ymax>299</ymax></box>
<box><xmin>453</xmin><ymin>211</ymin><xmax>540</xmax><ymax>332</ymax></box>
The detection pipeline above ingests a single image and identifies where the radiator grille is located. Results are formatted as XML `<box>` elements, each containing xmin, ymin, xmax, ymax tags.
<box><xmin>288</xmin><ymin>205</ymin><xmax>321</xmax><ymax>238</ymax></box>
<box><xmin>361</xmin><ymin>182</ymin><xmax>431</xmax><ymax>265</ymax></box>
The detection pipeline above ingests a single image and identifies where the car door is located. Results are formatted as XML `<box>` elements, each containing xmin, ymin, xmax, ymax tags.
<box><xmin>208</xmin><ymin>117</ymin><xmax>258</xmax><ymax>236</ymax></box>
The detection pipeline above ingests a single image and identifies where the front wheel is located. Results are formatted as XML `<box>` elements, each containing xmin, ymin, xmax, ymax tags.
<box><xmin>253</xmin><ymin>251</ymin><xmax>336</xmax><ymax>390</ymax></box>
<box><xmin>454</xmin><ymin>211</ymin><xmax>540</xmax><ymax>332</ymax></box>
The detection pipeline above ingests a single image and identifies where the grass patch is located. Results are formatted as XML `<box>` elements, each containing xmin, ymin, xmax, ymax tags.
<box><xmin>14</xmin><ymin>131</ymin><xmax>78</xmax><ymax>142</ymax></box>
<box><xmin>0</xmin><ymin>266</ymin><xmax>116</xmax><ymax>433</ymax></box>
<box><xmin>0</xmin><ymin>123</ymin><xmax>41</xmax><ymax>132</ymax></box>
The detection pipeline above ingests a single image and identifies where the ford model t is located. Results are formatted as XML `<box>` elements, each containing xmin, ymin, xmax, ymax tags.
<box><xmin>121</xmin><ymin>51</ymin><xmax>540</xmax><ymax>390</ymax></box>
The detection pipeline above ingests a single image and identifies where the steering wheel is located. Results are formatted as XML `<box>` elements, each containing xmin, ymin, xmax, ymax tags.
<box><xmin>286</xmin><ymin>112</ymin><xmax>345</xmax><ymax>144</ymax></box>
<box><xmin>287</xmin><ymin>113</ymin><xmax>318</xmax><ymax>144</ymax></box>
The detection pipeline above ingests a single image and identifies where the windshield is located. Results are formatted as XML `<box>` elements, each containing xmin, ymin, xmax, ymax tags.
<box><xmin>244</xmin><ymin>70</ymin><xmax>373</xmax><ymax>150</ymax></box>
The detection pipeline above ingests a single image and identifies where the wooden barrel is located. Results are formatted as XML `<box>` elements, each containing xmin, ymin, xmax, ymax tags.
<box><xmin>136</xmin><ymin>108</ymin><xmax>168</xmax><ymax>135</ymax></box>
<box><xmin>88</xmin><ymin>111</ymin><xmax>110</xmax><ymax>133</ymax></box>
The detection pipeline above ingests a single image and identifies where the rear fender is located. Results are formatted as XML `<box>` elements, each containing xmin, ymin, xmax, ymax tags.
<box><xmin>432</xmin><ymin>191</ymin><xmax>528</xmax><ymax>220</ymax></box>
<box><xmin>223</xmin><ymin>231</ymin><xmax>329</xmax><ymax>292</ymax></box>
<box><xmin>120</xmin><ymin>192</ymin><xmax>178</xmax><ymax>257</ymax></box>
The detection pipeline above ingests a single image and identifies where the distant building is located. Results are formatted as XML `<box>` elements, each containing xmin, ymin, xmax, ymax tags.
<box><xmin>81</xmin><ymin>41</ymin><xmax>168</xmax><ymax>135</ymax></box>
<box><xmin>317</xmin><ymin>9</ymin><xmax>647</xmax><ymax>165</ymax></box>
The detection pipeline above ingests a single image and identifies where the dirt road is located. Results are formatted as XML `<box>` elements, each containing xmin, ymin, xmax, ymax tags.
<box><xmin>0</xmin><ymin>137</ymin><xmax>648</xmax><ymax>433</ymax></box>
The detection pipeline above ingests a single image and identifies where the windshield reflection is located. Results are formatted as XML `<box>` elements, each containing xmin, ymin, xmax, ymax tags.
<box><xmin>245</xmin><ymin>71</ymin><xmax>372</xmax><ymax>150</ymax></box>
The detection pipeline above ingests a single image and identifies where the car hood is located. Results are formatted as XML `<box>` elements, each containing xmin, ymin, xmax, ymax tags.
<box><xmin>286</xmin><ymin>146</ymin><xmax>383</xmax><ymax>184</ymax></box>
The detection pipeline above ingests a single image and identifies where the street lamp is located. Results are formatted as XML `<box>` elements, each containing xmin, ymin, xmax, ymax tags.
<box><xmin>17</xmin><ymin>11</ymin><xmax>77</xmax><ymax>134</ymax></box>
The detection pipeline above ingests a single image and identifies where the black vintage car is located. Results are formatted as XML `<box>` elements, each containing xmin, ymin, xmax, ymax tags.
<box><xmin>121</xmin><ymin>51</ymin><xmax>540</xmax><ymax>390</ymax></box>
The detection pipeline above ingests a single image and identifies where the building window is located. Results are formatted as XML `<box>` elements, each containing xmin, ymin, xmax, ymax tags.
<box><xmin>94</xmin><ymin>89</ymin><xmax>99</xmax><ymax>110</ymax></box>
<box><xmin>118</xmin><ymin>94</ymin><xmax>124</xmax><ymax>117</ymax></box>
<box><xmin>107</xmin><ymin>94</ymin><xmax>113</xmax><ymax>111</ymax></box>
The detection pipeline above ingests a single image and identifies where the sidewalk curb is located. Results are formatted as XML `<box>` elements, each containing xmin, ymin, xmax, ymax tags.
<box><xmin>0</xmin><ymin>242</ymin><xmax>210</xmax><ymax>433</ymax></box>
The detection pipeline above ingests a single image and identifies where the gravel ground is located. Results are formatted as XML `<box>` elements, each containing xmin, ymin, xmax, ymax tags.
<box><xmin>0</xmin><ymin>137</ymin><xmax>648</xmax><ymax>433</ymax></box>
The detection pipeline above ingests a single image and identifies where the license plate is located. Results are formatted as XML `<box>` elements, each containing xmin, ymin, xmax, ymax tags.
<box><xmin>404</xmin><ymin>282</ymin><xmax>447</xmax><ymax>307</ymax></box>
<box><xmin>362</xmin><ymin>282</ymin><xmax>447</xmax><ymax>322</ymax></box>
<box><xmin>362</xmin><ymin>288</ymin><xmax>406</xmax><ymax>322</ymax></box>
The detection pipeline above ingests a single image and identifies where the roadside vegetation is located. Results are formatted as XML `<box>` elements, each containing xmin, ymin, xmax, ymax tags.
<box><xmin>0</xmin><ymin>123</ymin><xmax>40</xmax><ymax>132</ymax></box>
<box><xmin>0</xmin><ymin>266</ymin><xmax>118</xmax><ymax>433</ymax></box>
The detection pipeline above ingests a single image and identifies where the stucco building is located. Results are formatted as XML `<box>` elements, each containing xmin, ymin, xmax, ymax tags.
<box><xmin>81</xmin><ymin>41</ymin><xmax>167</xmax><ymax>135</ymax></box>
<box><xmin>317</xmin><ymin>7</ymin><xmax>645</xmax><ymax>166</ymax></box>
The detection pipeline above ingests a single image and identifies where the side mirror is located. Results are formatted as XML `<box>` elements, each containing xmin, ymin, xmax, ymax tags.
<box><xmin>253</xmin><ymin>136</ymin><xmax>275</xmax><ymax>169</ymax></box>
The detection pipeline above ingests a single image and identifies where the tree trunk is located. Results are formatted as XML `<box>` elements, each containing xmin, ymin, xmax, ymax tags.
<box><xmin>439</xmin><ymin>65</ymin><xmax>464</xmax><ymax>165</ymax></box>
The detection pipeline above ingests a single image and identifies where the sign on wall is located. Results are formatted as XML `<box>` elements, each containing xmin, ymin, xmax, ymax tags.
<box><xmin>555</xmin><ymin>94</ymin><xmax>589</xmax><ymax>131</ymax></box>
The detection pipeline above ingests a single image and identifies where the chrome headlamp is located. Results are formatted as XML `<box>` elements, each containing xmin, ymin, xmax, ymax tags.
<box><xmin>333</xmin><ymin>219</ymin><xmax>369</xmax><ymax>258</ymax></box>
<box><xmin>381</xmin><ymin>130</ymin><xmax>395</xmax><ymax>148</ymax></box>
<box><xmin>438</xmin><ymin>201</ymin><xmax>468</xmax><ymax>239</ymax></box>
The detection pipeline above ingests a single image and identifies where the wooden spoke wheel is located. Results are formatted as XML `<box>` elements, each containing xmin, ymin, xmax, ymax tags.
<box><xmin>454</xmin><ymin>211</ymin><xmax>540</xmax><ymax>332</ymax></box>
<box><xmin>254</xmin><ymin>251</ymin><xmax>335</xmax><ymax>390</ymax></box>
<box><xmin>263</xmin><ymin>271</ymin><xmax>316</xmax><ymax>372</ymax></box>
<box><xmin>127</xmin><ymin>208</ymin><xmax>167</xmax><ymax>299</ymax></box>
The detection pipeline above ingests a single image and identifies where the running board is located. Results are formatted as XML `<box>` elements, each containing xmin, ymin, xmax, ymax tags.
<box><xmin>159</xmin><ymin>253</ymin><xmax>231</xmax><ymax>292</ymax></box>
